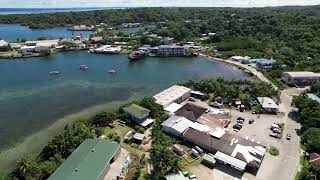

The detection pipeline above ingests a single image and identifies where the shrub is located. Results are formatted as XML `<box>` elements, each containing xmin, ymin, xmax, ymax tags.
<box><xmin>269</xmin><ymin>146</ymin><xmax>280</xmax><ymax>156</ymax></box>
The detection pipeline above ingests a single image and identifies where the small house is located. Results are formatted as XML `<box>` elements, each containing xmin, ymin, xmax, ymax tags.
<box><xmin>257</xmin><ymin>97</ymin><xmax>278</xmax><ymax>113</ymax></box>
<box><xmin>122</xmin><ymin>104</ymin><xmax>154</xmax><ymax>127</ymax></box>
<box><xmin>133</xmin><ymin>133</ymin><xmax>145</xmax><ymax>143</ymax></box>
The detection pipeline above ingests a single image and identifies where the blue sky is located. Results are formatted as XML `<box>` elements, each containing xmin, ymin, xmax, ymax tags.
<box><xmin>0</xmin><ymin>0</ymin><xmax>319</xmax><ymax>8</ymax></box>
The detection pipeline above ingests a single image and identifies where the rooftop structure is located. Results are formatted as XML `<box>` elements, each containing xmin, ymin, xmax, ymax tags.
<box><xmin>306</xmin><ymin>93</ymin><xmax>320</xmax><ymax>104</ymax></box>
<box><xmin>123</xmin><ymin>104</ymin><xmax>153</xmax><ymax>127</ymax></box>
<box><xmin>133</xmin><ymin>133</ymin><xmax>145</xmax><ymax>141</ymax></box>
<box><xmin>255</xmin><ymin>59</ymin><xmax>275</xmax><ymax>70</ymax></box>
<box><xmin>202</xmin><ymin>153</ymin><xmax>216</xmax><ymax>166</ymax></box>
<box><xmin>175</xmin><ymin>103</ymin><xmax>207</xmax><ymax>121</ymax></box>
<box><xmin>161</xmin><ymin>115</ymin><xmax>211</xmax><ymax>137</ymax></box>
<box><xmin>164</xmin><ymin>103</ymin><xmax>183</xmax><ymax>114</ymax></box>
<box><xmin>176</xmin><ymin>103</ymin><xmax>231</xmax><ymax>128</ymax></box>
<box><xmin>153</xmin><ymin>85</ymin><xmax>191</xmax><ymax>108</ymax></box>
<box><xmin>182</xmin><ymin>128</ymin><xmax>266</xmax><ymax>172</ymax></box>
<box><xmin>48</xmin><ymin>139</ymin><xmax>120</xmax><ymax>180</ymax></box>
<box><xmin>282</xmin><ymin>72</ymin><xmax>320</xmax><ymax>86</ymax></box>
<box><xmin>309</xmin><ymin>153</ymin><xmax>320</xmax><ymax>166</ymax></box>
<box><xmin>198</xmin><ymin>110</ymin><xmax>231</xmax><ymax>128</ymax></box>
<box><xmin>0</xmin><ymin>40</ymin><xmax>8</xmax><ymax>47</ymax></box>
<box><xmin>123</xmin><ymin>104</ymin><xmax>150</xmax><ymax>120</ymax></box>
<box><xmin>257</xmin><ymin>97</ymin><xmax>278</xmax><ymax>113</ymax></box>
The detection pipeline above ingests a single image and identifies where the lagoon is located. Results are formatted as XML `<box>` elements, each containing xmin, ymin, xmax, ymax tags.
<box><xmin>0</xmin><ymin>24</ymin><xmax>93</xmax><ymax>42</ymax></box>
<box><xmin>0</xmin><ymin>51</ymin><xmax>249</xmax><ymax>169</ymax></box>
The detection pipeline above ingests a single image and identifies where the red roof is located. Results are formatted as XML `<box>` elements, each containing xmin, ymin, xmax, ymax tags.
<box><xmin>309</xmin><ymin>153</ymin><xmax>320</xmax><ymax>166</ymax></box>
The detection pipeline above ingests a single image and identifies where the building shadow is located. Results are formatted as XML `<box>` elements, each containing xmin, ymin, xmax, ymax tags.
<box><xmin>214</xmin><ymin>162</ymin><xmax>244</xmax><ymax>179</ymax></box>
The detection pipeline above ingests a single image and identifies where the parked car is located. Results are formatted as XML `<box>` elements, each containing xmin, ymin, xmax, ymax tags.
<box><xmin>237</xmin><ymin>120</ymin><xmax>244</xmax><ymax>124</ymax></box>
<box><xmin>286</xmin><ymin>133</ymin><xmax>291</xmax><ymax>140</ymax></box>
<box><xmin>189</xmin><ymin>97</ymin><xmax>196</xmax><ymax>102</ymax></box>
<box><xmin>205</xmin><ymin>109</ymin><xmax>210</xmax><ymax>113</ymax></box>
<box><xmin>271</xmin><ymin>123</ymin><xmax>280</xmax><ymax>130</ymax></box>
<box><xmin>233</xmin><ymin>124</ymin><xmax>242</xmax><ymax>130</ymax></box>
<box><xmin>270</xmin><ymin>132</ymin><xmax>280</xmax><ymax>139</ymax></box>
<box><xmin>252</xmin><ymin>110</ymin><xmax>256</xmax><ymax>114</ymax></box>
<box><xmin>237</xmin><ymin>117</ymin><xmax>245</xmax><ymax>121</ymax></box>
<box><xmin>189</xmin><ymin>175</ymin><xmax>196</xmax><ymax>179</ymax></box>
<box><xmin>249</xmin><ymin>119</ymin><xmax>254</xmax><ymax>124</ymax></box>
<box><xmin>273</xmin><ymin>128</ymin><xmax>281</xmax><ymax>133</ymax></box>
<box><xmin>107</xmin><ymin>124</ymin><xmax>115</xmax><ymax>128</ymax></box>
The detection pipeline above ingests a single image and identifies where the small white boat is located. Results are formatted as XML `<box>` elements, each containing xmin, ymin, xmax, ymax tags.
<box><xmin>80</xmin><ymin>64</ymin><xmax>88</xmax><ymax>70</ymax></box>
<box><xmin>50</xmin><ymin>70</ymin><xmax>60</xmax><ymax>75</ymax></box>
<box><xmin>108</xmin><ymin>69</ymin><xmax>117</xmax><ymax>74</ymax></box>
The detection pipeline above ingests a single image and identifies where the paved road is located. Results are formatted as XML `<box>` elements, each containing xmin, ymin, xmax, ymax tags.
<box><xmin>198</xmin><ymin>54</ymin><xmax>278</xmax><ymax>90</ymax></box>
<box><xmin>256</xmin><ymin>88</ymin><xmax>307</xmax><ymax>180</ymax></box>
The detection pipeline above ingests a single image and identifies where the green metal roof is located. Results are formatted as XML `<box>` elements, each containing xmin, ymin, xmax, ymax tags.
<box><xmin>48</xmin><ymin>139</ymin><xmax>120</xmax><ymax>180</ymax></box>
<box><xmin>123</xmin><ymin>104</ymin><xmax>150</xmax><ymax>119</ymax></box>
<box><xmin>306</xmin><ymin>93</ymin><xmax>320</xmax><ymax>104</ymax></box>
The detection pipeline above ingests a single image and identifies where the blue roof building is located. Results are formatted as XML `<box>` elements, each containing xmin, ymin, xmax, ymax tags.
<box><xmin>255</xmin><ymin>59</ymin><xmax>276</xmax><ymax>70</ymax></box>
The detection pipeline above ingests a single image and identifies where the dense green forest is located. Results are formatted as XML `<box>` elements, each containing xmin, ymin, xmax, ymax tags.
<box><xmin>1</xmin><ymin>6</ymin><xmax>320</xmax><ymax>73</ymax></box>
<box><xmin>292</xmin><ymin>83</ymin><xmax>320</xmax><ymax>179</ymax></box>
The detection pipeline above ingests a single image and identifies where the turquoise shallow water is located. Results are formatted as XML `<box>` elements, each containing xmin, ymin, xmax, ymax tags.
<box><xmin>0</xmin><ymin>51</ymin><xmax>248</xmax><ymax>151</ymax></box>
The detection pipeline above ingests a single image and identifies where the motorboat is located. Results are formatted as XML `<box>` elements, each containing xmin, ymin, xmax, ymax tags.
<box><xmin>128</xmin><ymin>51</ymin><xmax>146</xmax><ymax>61</ymax></box>
<box><xmin>80</xmin><ymin>64</ymin><xmax>88</xmax><ymax>70</ymax></box>
<box><xmin>50</xmin><ymin>70</ymin><xmax>60</xmax><ymax>75</ymax></box>
<box><xmin>108</xmin><ymin>69</ymin><xmax>117</xmax><ymax>74</ymax></box>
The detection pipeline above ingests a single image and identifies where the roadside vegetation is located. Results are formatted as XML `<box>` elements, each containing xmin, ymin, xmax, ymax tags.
<box><xmin>179</xmin><ymin>78</ymin><xmax>279</xmax><ymax>111</ymax></box>
<box><xmin>268</xmin><ymin>146</ymin><xmax>280</xmax><ymax>156</ymax></box>
<box><xmin>292</xmin><ymin>82</ymin><xmax>320</xmax><ymax>179</ymax></box>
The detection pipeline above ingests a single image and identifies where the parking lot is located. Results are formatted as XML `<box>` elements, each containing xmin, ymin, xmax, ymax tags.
<box><xmin>227</xmin><ymin>109</ymin><xmax>286</xmax><ymax>148</ymax></box>
<box><xmin>188</xmin><ymin>162</ymin><xmax>255</xmax><ymax>180</ymax></box>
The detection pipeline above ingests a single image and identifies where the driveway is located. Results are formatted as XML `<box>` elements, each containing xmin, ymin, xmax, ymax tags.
<box><xmin>256</xmin><ymin>88</ymin><xmax>306</xmax><ymax>180</ymax></box>
<box><xmin>104</xmin><ymin>148</ymin><xmax>130</xmax><ymax>180</ymax></box>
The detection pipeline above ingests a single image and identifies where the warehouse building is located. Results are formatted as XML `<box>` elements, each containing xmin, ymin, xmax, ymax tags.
<box><xmin>153</xmin><ymin>85</ymin><xmax>191</xmax><ymax>108</ymax></box>
<box><xmin>48</xmin><ymin>139</ymin><xmax>120</xmax><ymax>180</ymax></box>
<box><xmin>282</xmin><ymin>71</ymin><xmax>320</xmax><ymax>86</ymax></box>
<box><xmin>182</xmin><ymin>128</ymin><xmax>266</xmax><ymax>172</ymax></box>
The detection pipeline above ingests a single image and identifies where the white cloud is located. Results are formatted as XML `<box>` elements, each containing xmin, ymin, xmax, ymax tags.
<box><xmin>0</xmin><ymin>0</ymin><xmax>319</xmax><ymax>8</ymax></box>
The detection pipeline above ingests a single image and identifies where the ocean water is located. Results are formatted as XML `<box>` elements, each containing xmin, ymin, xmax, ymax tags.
<box><xmin>0</xmin><ymin>51</ymin><xmax>249</xmax><ymax>151</ymax></box>
<box><xmin>0</xmin><ymin>7</ymin><xmax>120</xmax><ymax>15</ymax></box>
<box><xmin>0</xmin><ymin>24</ymin><xmax>93</xmax><ymax>42</ymax></box>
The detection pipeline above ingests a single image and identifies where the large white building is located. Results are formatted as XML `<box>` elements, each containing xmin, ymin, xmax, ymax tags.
<box><xmin>153</xmin><ymin>85</ymin><xmax>191</xmax><ymax>108</ymax></box>
<box><xmin>282</xmin><ymin>71</ymin><xmax>320</xmax><ymax>86</ymax></box>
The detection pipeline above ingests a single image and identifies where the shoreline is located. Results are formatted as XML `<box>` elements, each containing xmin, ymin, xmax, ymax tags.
<box><xmin>0</xmin><ymin>97</ymin><xmax>139</xmax><ymax>171</ymax></box>
<box><xmin>198</xmin><ymin>53</ymin><xmax>278</xmax><ymax>90</ymax></box>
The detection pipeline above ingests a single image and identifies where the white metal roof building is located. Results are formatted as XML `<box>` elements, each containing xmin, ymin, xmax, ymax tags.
<box><xmin>0</xmin><ymin>40</ymin><xmax>8</xmax><ymax>47</ymax></box>
<box><xmin>161</xmin><ymin>115</ymin><xmax>211</xmax><ymax>137</ymax></box>
<box><xmin>164</xmin><ymin>103</ymin><xmax>183</xmax><ymax>114</ymax></box>
<box><xmin>214</xmin><ymin>151</ymin><xmax>247</xmax><ymax>171</ymax></box>
<box><xmin>153</xmin><ymin>85</ymin><xmax>191</xmax><ymax>108</ymax></box>
<box><xmin>257</xmin><ymin>97</ymin><xmax>278</xmax><ymax>113</ymax></box>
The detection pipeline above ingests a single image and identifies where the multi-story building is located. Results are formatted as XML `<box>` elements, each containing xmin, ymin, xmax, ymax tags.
<box><xmin>157</xmin><ymin>45</ymin><xmax>189</xmax><ymax>56</ymax></box>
